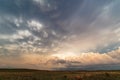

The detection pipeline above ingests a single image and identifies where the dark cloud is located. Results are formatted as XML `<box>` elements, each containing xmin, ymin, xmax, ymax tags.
<box><xmin>0</xmin><ymin>0</ymin><xmax>83</xmax><ymax>20</ymax></box>
<box><xmin>55</xmin><ymin>64</ymin><xmax>120</xmax><ymax>71</ymax></box>
<box><xmin>0</xmin><ymin>0</ymin><xmax>84</xmax><ymax>51</ymax></box>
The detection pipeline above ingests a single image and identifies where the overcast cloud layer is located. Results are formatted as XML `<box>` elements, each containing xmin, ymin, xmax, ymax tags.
<box><xmin>0</xmin><ymin>0</ymin><xmax>120</xmax><ymax>70</ymax></box>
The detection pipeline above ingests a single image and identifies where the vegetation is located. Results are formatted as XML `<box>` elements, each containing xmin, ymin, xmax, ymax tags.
<box><xmin>0</xmin><ymin>69</ymin><xmax>120</xmax><ymax>80</ymax></box>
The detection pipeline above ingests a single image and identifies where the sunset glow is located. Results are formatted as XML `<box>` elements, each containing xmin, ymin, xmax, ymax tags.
<box><xmin>0</xmin><ymin>0</ymin><xmax>120</xmax><ymax>70</ymax></box>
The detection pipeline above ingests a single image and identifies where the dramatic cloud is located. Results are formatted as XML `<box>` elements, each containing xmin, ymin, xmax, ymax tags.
<box><xmin>0</xmin><ymin>48</ymin><xmax>120</xmax><ymax>70</ymax></box>
<box><xmin>0</xmin><ymin>0</ymin><xmax>120</xmax><ymax>70</ymax></box>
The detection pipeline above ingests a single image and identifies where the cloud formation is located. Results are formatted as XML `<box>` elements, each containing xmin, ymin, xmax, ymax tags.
<box><xmin>0</xmin><ymin>0</ymin><xmax>120</xmax><ymax>70</ymax></box>
<box><xmin>0</xmin><ymin>48</ymin><xmax>120</xmax><ymax>70</ymax></box>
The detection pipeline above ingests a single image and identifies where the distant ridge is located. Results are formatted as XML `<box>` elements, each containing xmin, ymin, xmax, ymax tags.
<box><xmin>0</xmin><ymin>68</ymin><xmax>50</xmax><ymax>72</ymax></box>
<box><xmin>0</xmin><ymin>68</ymin><xmax>120</xmax><ymax>72</ymax></box>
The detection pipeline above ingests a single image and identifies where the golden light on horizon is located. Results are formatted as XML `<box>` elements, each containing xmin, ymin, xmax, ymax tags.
<box><xmin>51</xmin><ymin>51</ymin><xmax>78</xmax><ymax>59</ymax></box>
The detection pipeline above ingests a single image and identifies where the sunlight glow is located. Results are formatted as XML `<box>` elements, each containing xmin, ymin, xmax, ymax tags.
<box><xmin>51</xmin><ymin>52</ymin><xmax>77</xmax><ymax>59</ymax></box>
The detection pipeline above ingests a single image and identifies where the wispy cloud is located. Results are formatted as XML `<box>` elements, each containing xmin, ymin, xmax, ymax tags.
<box><xmin>0</xmin><ymin>0</ymin><xmax>120</xmax><ymax>70</ymax></box>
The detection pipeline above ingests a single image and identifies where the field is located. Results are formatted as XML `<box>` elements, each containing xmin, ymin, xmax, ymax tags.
<box><xmin>0</xmin><ymin>69</ymin><xmax>120</xmax><ymax>80</ymax></box>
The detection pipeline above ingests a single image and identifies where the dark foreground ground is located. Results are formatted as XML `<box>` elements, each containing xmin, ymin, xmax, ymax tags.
<box><xmin>0</xmin><ymin>69</ymin><xmax>120</xmax><ymax>80</ymax></box>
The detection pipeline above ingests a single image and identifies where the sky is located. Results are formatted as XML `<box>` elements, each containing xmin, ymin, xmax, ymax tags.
<box><xmin>0</xmin><ymin>0</ymin><xmax>120</xmax><ymax>70</ymax></box>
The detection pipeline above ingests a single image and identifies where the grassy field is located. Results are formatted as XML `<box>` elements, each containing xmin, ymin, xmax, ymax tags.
<box><xmin>0</xmin><ymin>69</ymin><xmax>120</xmax><ymax>80</ymax></box>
